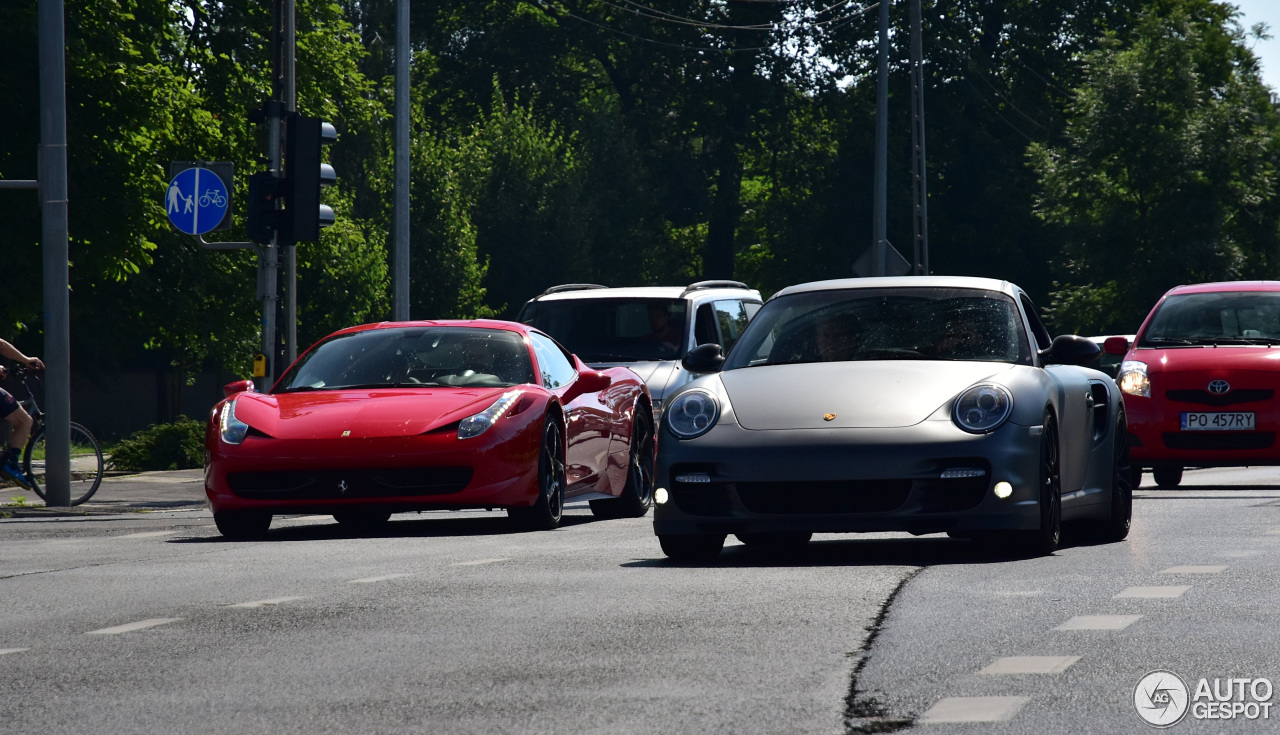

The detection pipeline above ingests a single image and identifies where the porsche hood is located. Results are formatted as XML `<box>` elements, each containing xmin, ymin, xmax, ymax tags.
<box><xmin>229</xmin><ymin>387</ymin><xmax>511</xmax><ymax>440</ymax></box>
<box><xmin>719</xmin><ymin>361</ymin><xmax>1017</xmax><ymax>430</ymax></box>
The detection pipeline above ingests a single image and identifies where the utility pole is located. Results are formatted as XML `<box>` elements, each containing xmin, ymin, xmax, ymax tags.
<box><xmin>283</xmin><ymin>0</ymin><xmax>298</xmax><ymax>364</ymax></box>
<box><xmin>909</xmin><ymin>0</ymin><xmax>929</xmax><ymax>276</ymax></box>
<box><xmin>871</xmin><ymin>0</ymin><xmax>890</xmax><ymax>276</ymax></box>
<box><xmin>392</xmin><ymin>0</ymin><xmax>410</xmax><ymax>321</ymax></box>
<box><xmin>257</xmin><ymin>0</ymin><xmax>286</xmax><ymax>391</ymax></box>
<box><xmin>38</xmin><ymin>0</ymin><xmax>70</xmax><ymax>507</ymax></box>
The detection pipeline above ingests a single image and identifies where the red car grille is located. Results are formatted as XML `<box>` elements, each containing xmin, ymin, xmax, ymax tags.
<box><xmin>228</xmin><ymin>467</ymin><xmax>473</xmax><ymax>499</ymax></box>
<box><xmin>1162</xmin><ymin>433</ymin><xmax>1276</xmax><ymax>451</ymax></box>
<box><xmin>1165</xmin><ymin>389</ymin><xmax>1273</xmax><ymax>407</ymax></box>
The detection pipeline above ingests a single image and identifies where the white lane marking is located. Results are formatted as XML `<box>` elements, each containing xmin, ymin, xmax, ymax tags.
<box><xmin>1218</xmin><ymin>551</ymin><xmax>1260</xmax><ymax>558</ymax></box>
<box><xmin>979</xmin><ymin>656</ymin><xmax>1081</xmax><ymax>675</ymax></box>
<box><xmin>283</xmin><ymin>515</ymin><xmax>333</xmax><ymax>522</ymax></box>
<box><xmin>1114</xmin><ymin>586</ymin><xmax>1191</xmax><ymax>598</ymax></box>
<box><xmin>1053</xmin><ymin>615</ymin><xmax>1143</xmax><ymax>631</ymax></box>
<box><xmin>991</xmin><ymin>590</ymin><xmax>1044</xmax><ymax>597</ymax></box>
<box><xmin>224</xmin><ymin>596</ymin><xmax>306</xmax><ymax>608</ymax></box>
<box><xmin>1266</xmin><ymin>530</ymin><xmax>1280</xmax><ymax>535</ymax></box>
<box><xmin>451</xmin><ymin>558</ymin><xmax>510</xmax><ymax>567</ymax></box>
<box><xmin>0</xmin><ymin>648</ymin><xmax>29</xmax><ymax>656</ymax></box>
<box><xmin>347</xmin><ymin>573</ymin><xmax>413</xmax><ymax>584</ymax></box>
<box><xmin>1159</xmin><ymin>565</ymin><xmax>1226</xmax><ymax>574</ymax></box>
<box><xmin>118</xmin><ymin>531</ymin><xmax>176</xmax><ymax>539</ymax></box>
<box><xmin>918</xmin><ymin>696</ymin><xmax>1031</xmax><ymax>723</ymax></box>
<box><xmin>87</xmin><ymin>618</ymin><xmax>183</xmax><ymax>635</ymax></box>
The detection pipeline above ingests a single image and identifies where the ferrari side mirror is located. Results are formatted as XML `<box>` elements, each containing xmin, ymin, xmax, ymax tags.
<box><xmin>682</xmin><ymin>343</ymin><xmax>725</xmax><ymax>374</ymax></box>
<box><xmin>223</xmin><ymin>379</ymin><xmax>256</xmax><ymax>399</ymax></box>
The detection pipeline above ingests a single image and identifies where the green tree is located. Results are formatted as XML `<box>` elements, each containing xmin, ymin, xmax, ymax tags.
<box><xmin>1031</xmin><ymin>0</ymin><xmax>1280</xmax><ymax>334</ymax></box>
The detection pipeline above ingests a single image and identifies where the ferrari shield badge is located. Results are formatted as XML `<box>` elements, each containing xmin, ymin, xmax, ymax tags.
<box><xmin>823</xmin><ymin>413</ymin><xmax>837</xmax><ymax>421</ymax></box>
<box><xmin>341</xmin><ymin>430</ymin><xmax>351</xmax><ymax>437</ymax></box>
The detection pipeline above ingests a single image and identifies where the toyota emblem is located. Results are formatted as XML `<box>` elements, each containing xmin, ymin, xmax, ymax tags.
<box><xmin>1208</xmin><ymin>380</ymin><xmax>1231</xmax><ymax>394</ymax></box>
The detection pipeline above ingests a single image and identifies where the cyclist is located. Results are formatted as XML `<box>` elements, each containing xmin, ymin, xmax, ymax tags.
<box><xmin>0</xmin><ymin>338</ymin><xmax>44</xmax><ymax>487</ymax></box>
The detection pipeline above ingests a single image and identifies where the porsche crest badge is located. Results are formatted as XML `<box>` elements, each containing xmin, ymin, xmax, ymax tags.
<box><xmin>823</xmin><ymin>413</ymin><xmax>837</xmax><ymax>421</ymax></box>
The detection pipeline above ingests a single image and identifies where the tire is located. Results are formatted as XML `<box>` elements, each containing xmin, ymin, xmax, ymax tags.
<box><xmin>25</xmin><ymin>422</ymin><xmax>105</xmax><ymax>506</ymax></box>
<box><xmin>332</xmin><ymin>510</ymin><xmax>392</xmax><ymax>531</ymax></box>
<box><xmin>1153</xmin><ymin>464</ymin><xmax>1183</xmax><ymax>489</ymax></box>
<box><xmin>508</xmin><ymin>415</ymin><xmax>566</xmax><ymax>531</ymax></box>
<box><xmin>590</xmin><ymin>407</ymin><xmax>655</xmax><ymax>520</ymax></box>
<box><xmin>1128</xmin><ymin>466</ymin><xmax>1143</xmax><ymax>489</ymax></box>
<box><xmin>1098</xmin><ymin>412</ymin><xmax>1133</xmax><ymax>542</ymax></box>
<box><xmin>1017</xmin><ymin>415</ymin><xmax>1061</xmax><ymax>556</ymax></box>
<box><xmin>214</xmin><ymin>510</ymin><xmax>273</xmax><ymax>539</ymax></box>
<box><xmin>735</xmin><ymin>532</ymin><xmax>812</xmax><ymax>552</ymax></box>
<box><xmin>658</xmin><ymin>533</ymin><xmax>726</xmax><ymax>561</ymax></box>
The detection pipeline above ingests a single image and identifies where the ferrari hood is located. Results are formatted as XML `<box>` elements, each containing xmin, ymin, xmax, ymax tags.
<box><xmin>720</xmin><ymin>361</ymin><xmax>1017</xmax><ymax>430</ymax></box>
<box><xmin>231</xmin><ymin>387</ymin><xmax>510</xmax><ymax>440</ymax></box>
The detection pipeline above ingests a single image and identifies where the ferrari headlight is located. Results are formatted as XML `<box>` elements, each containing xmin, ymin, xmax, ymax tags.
<box><xmin>953</xmin><ymin>384</ymin><xmax>1013</xmax><ymax>434</ymax></box>
<box><xmin>219</xmin><ymin>399</ymin><xmax>250</xmax><ymax>445</ymax></box>
<box><xmin>1117</xmin><ymin>360</ymin><xmax>1150</xmax><ymax>397</ymax></box>
<box><xmin>666</xmin><ymin>389</ymin><xmax>720</xmax><ymax>439</ymax></box>
<box><xmin>458</xmin><ymin>390</ymin><xmax>521</xmax><ymax>440</ymax></box>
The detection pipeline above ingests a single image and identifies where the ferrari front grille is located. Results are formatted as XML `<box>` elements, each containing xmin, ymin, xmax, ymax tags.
<box><xmin>228</xmin><ymin>467</ymin><xmax>473</xmax><ymax>499</ymax></box>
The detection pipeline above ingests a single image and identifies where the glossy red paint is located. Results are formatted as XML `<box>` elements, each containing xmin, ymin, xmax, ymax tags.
<box><xmin>1122</xmin><ymin>282</ymin><xmax>1280</xmax><ymax>468</ymax></box>
<box><xmin>204</xmin><ymin>320</ymin><xmax>651</xmax><ymax>515</ymax></box>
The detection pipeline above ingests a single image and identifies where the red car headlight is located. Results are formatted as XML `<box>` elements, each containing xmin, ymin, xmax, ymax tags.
<box><xmin>1118</xmin><ymin>360</ymin><xmax>1150</xmax><ymax>398</ymax></box>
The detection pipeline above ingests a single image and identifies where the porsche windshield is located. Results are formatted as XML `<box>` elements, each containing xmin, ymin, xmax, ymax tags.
<box><xmin>1139</xmin><ymin>291</ymin><xmax>1280</xmax><ymax>347</ymax></box>
<box><xmin>520</xmin><ymin>298</ymin><xmax>688</xmax><ymax>362</ymax></box>
<box><xmin>276</xmin><ymin>327</ymin><xmax>535</xmax><ymax>391</ymax></box>
<box><xmin>723</xmin><ymin>287</ymin><xmax>1032</xmax><ymax>369</ymax></box>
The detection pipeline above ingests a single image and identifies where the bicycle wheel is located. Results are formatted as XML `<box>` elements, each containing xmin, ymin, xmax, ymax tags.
<box><xmin>25</xmin><ymin>422</ymin><xmax>105</xmax><ymax>506</ymax></box>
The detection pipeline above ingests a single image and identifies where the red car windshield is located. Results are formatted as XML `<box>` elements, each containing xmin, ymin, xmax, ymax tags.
<box><xmin>276</xmin><ymin>327</ymin><xmax>535</xmax><ymax>391</ymax></box>
<box><xmin>1139</xmin><ymin>292</ymin><xmax>1280</xmax><ymax>347</ymax></box>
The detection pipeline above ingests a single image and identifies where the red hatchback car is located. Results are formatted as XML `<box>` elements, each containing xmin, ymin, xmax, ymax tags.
<box><xmin>205</xmin><ymin>320</ymin><xmax>655</xmax><ymax>538</ymax></box>
<box><xmin>1107</xmin><ymin>282</ymin><xmax>1280</xmax><ymax>488</ymax></box>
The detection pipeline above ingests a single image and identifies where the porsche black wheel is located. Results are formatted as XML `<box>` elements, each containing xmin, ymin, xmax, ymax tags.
<box><xmin>590</xmin><ymin>407</ymin><xmax>655</xmax><ymax>520</ymax></box>
<box><xmin>213</xmin><ymin>510</ymin><xmax>273</xmax><ymax>539</ymax></box>
<box><xmin>1019</xmin><ymin>415</ymin><xmax>1061</xmax><ymax>556</ymax></box>
<box><xmin>734</xmin><ymin>532</ymin><xmax>812</xmax><ymax>553</ymax></box>
<box><xmin>1099</xmin><ymin>413</ymin><xmax>1133</xmax><ymax>542</ymax></box>
<box><xmin>1153</xmin><ymin>464</ymin><xmax>1183</xmax><ymax>489</ymax></box>
<box><xmin>658</xmin><ymin>533</ymin><xmax>726</xmax><ymax>561</ymax></box>
<box><xmin>332</xmin><ymin>510</ymin><xmax>393</xmax><ymax>531</ymax></box>
<box><xmin>509</xmin><ymin>416</ymin><xmax>566</xmax><ymax>531</ymax></box>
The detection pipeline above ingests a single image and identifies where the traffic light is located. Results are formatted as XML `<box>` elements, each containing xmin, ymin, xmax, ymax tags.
<box><xmin>283</xmin><ymin>113</ymin><xmax>337</xmax><ymax>243</ymax></box>
<box><xmin>246</xmin><ymin>172</ymin><xmax>281</xmax><ymax>244</ymax></box>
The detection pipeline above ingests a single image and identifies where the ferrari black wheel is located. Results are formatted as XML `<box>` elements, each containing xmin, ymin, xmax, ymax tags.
<box><xmin>1153</xmin><ymin>464</ymin><xmax>1183</xmax><ymax>489</ymax></box>
<box><xmin>734</xmin><ymin>532</ymin><xmax>812</xmax><ymax>553</ymax></box>
<box><xmin>590</xmin><ymin>407</ymin><xmax>655</xmax><ymax>520</ymax></box>
<box><xmin>332</xmin><ymin>510</ymin><xmax>393</xmax><ymax>531</ymax></box>
<box><xmin>1099</xmin><ymin>413</ymin><xmax>1133</xmax><ymax>542</ymax></box>
<box><xmin>658</xmin><ymin>533</ymin><xmax>726</xmax><ymax>561</ymax></box>
<box><xmin>509</xmin><ymin>415</ymin><xmax>566</xmax><ymax>531</ymax></box>
<box><xmin>213</xmin><ymin>510</ymin><xmax>273</xmax><ymax>540</ymax></box>
<box><xmin>1018</xmin><ymin>415</ymin><xmax>1061</xmax><ymax>556</ymax></box>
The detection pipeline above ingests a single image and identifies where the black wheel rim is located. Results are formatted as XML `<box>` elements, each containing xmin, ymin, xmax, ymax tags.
<box><xmin>1114</xmin><ymin>419</ymin><xmax>1133</xmax><ymax>530</ymax></box>
<box><xmin>629</xmin><ymin>411</ymin><xmax>654</xmax><ymax>504</ymax></box>
<box><xmin>1043</xmin><ymin>420</ymin><xmax>1061</xmax><ymax>547</ymax></box>
<box><xmin>541</xmin><ymin>420</ymin><xmax>565</xmax><ymax>521</ymax></box>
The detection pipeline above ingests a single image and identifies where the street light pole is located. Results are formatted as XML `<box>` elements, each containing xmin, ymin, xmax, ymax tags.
<box><xmin>909</xmin><ymin>0</ymin><xmax>929</xmax><ymax>276</ymax></box>
<box><xmin>392</xmin><ymin>0</ymin><xmax>410</xmax><ymax>321</ymax></box>
<box><xmin>871</xmin><ymin>0</ymin><xmax>890</xmax><ymax>277</ymax></box>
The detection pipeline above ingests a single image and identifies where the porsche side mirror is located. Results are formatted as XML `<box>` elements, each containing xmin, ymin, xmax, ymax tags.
<box><xmin>223</xmin><ymin>379</ymin><xmax>255</xmax><ymax>399</ymax></box>
<box><xmin>1103</xmin><ymin>336</ymin><xmax>1130</xmax><ymax>355</ymax></box>
<box><xmin>574</xmin><ymin>369</ymin><xmax>612</xmax><ymax>394</ymax></box>
<box><xmin>1041</xmin><ymin>335</ymin><xmax>1101</xmax><ymax>366</ymax></box>
<box><xmin>682</xmin><ymin>343</ymin><xmax>725</xmax><ymax>374</ymax></box>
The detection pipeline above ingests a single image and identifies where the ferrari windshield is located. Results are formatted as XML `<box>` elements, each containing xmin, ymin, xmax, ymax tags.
<box><xmin>520</xmin><ymin>298</ymin><xmax>688</xmax><ymax>362</ymax></box>
<box><xmin>1140</xmin><ymin>291</ymin><xmax>1280</xmax><ymax>346</ymax></box>
<box><xmin>276</xmin><ymin>327</ymin><xmax>535</xmax><ymax>391</ymax></box>
<box><xmin>723</xmin><ymin>287</ymin><xmax>1032</xmax><ymax>369</ymax></box>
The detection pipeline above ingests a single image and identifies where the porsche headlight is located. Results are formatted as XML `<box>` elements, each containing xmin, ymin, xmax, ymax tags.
<box><xmin>458</xmin><ymin>390</ymin><xmax>521</xmax><ymax>440</ymax></box>
<box><xmin>666</xmin><ymin>389</ymin><xmax>720</xmax><ymax>439</ymax></box>
<box><xmin>953</xmin><ymin>384</ymin><xmax>1013</xmax><ymax>434</ymax></box>
<box><xmin>1117</xmin><ymin>360</ymin><xmax>1150</xmax><ymax>397</ymax></box>
<box><xmin>219</xmin><ymin>399</ymin><xmax>250</xmax><ymax>445</ymax></box>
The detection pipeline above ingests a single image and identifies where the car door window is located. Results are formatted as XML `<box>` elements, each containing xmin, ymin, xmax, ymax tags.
<box><xmin>1020</xmin><ymin>294</ymin><xmax>1053</xmax><ymax>352</ymax></box>
<box><xmin>694</xmin><ymin>304</ymin><xmax>720</xmax><ymax>347</ymax></box>
<box><xmin>529</xmin><ymin>332</ymin><xmax>577</xmax><ymax>389</ymax></box>
<box><xmin>712</xmin><ymin>300</ymin><xmax>751</xmax><ymax>352</ymax></box>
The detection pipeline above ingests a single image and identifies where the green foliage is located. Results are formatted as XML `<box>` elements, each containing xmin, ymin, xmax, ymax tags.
<box><xmin>1033</xmin><ymin>0</ymin><xmax>1280</xmax><ymax>334</ymax></box>
<box><xmin>108</xmin><ymin>415</ymin><xmax>206</xmax><ymax>472</ymax></box>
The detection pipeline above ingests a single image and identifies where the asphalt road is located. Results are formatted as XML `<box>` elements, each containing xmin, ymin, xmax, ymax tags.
<box><xmin>2</xmin><ymin>466</ymin><xmax>1278</xmax><ymax>734</ymax></box>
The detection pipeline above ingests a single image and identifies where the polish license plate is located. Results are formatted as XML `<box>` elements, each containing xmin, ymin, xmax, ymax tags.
<box><xmin>1180</xmin><ymin>412</ymin><xmax>1255</xmax><ymax>431</ymax></box>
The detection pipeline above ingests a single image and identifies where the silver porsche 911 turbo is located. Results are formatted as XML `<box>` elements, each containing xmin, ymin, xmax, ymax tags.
<box><xmin>652</xmin><ymin>276</ymin><xmax>1132</xmax><ymax>560</ymax></box>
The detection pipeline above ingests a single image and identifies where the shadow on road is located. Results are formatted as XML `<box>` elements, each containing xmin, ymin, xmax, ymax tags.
<box><xmin>168</xmin><ymin>511</ymin><xmax>602</xmax><ymax>543</ymax></box>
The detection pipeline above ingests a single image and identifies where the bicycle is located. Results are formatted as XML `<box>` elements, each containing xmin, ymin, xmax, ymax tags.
<box><xmin>3</xmin><ymin>367</ymin><xmax>104</xmax><ymax>505</ymax></box>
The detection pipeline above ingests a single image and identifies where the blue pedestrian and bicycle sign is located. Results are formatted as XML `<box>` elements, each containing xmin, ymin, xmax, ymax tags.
<box><xmin>166</xmin><ymin>165</ymin><xmax>230</xmax><ymax>235</ymax></box>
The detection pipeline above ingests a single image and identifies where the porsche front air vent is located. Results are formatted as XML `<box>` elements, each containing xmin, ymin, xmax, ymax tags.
<box><xmin>228</xmin><ymin>467</ymin><xmax>473</xmax><ymax>499</ymax></box>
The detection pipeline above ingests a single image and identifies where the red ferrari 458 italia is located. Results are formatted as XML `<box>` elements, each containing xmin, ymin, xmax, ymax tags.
<box><xmin>1108</xmin><ymin>282</ymin><xmax>1280</xmax><ymax>488</ymax></box>
<box><xmin>204</xmin><ymin>320</ymin><xmax>655</xmax><ymax>538</ymax></box>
